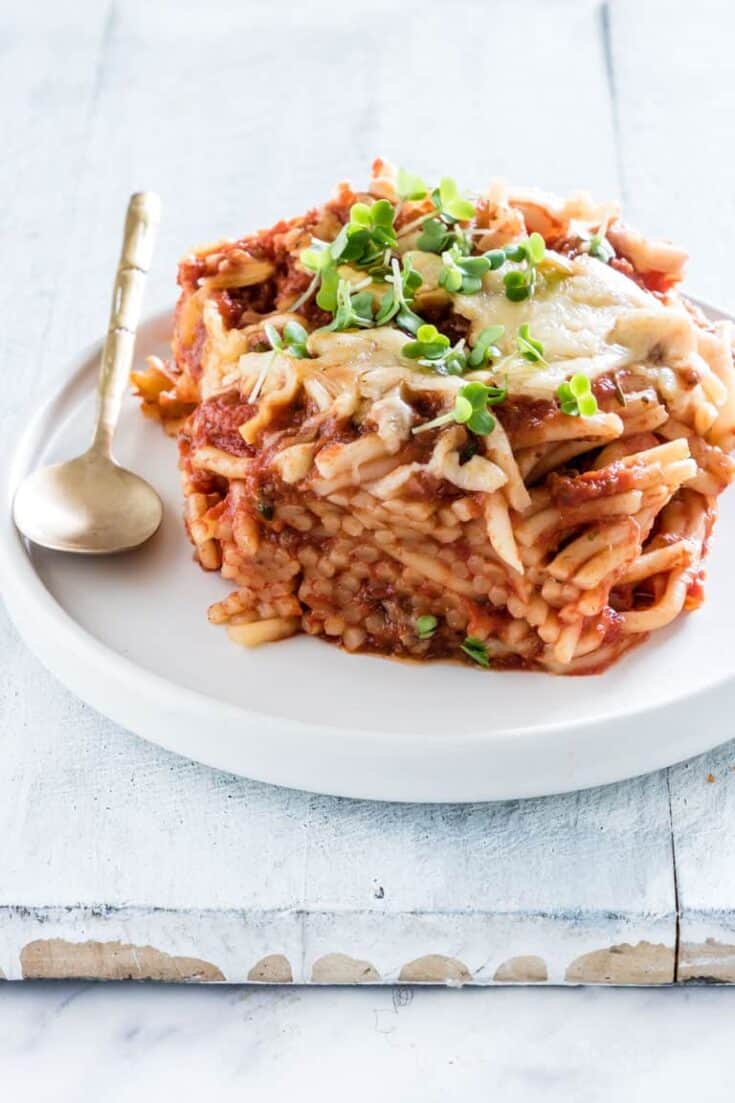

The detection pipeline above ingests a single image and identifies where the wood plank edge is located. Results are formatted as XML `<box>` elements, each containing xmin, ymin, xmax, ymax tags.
<box><xmin>0</xmin><ymin>904</ymin><xmax>677</xmax><ymax>985</ymax></box>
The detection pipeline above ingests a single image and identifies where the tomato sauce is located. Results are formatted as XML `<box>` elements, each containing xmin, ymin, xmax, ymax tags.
<box><xmin>190</xmin><ymin>393</ymin><xmax>256</xmax><ymax>457</ymax></box>
<box><xmin>549</xmin><ymin>462</ymin><xmax>637</xmax><ymax>507</ymax></box>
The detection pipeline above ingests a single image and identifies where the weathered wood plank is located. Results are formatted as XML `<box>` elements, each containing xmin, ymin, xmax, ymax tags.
<box><xmin>666</xmin><ymin>746</ymin><xmax>735</xmax><ymax>982</ymax></box>
<box><xmin>0</xmin><ymin>0</ymin><xmax>680</xmax><ymax>983</ymax></box>
<box><xmin>610</xmin><ymin>0</ymin><xmax>735</xmax><ymax>311</ymax></box>
<box><xmin>0</xmin><ymin>1</ymin><xmax>112</xmax><ymax>432</ymax></box>
<box><xmin>610</xmin><ymin>0</ymin><xmax>735</xmax><ymax>979</ymax></box>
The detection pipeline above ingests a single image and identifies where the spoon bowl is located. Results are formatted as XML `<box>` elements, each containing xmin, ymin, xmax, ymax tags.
<box><xmin>13</xmin><ymin>450</ymin><xmax>163</xmax><ymax>554</ymax></box>
<box><xmin>12</xmin><ymin>192</ymin><xmax>162</xmax><ymax>556</ymax></box>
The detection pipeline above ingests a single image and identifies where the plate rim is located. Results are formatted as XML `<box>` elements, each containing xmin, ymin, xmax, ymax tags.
<box><xmin>2</xmin><ymin>305</ymin><xmax>735</xmax><ymax>801</ymax></box>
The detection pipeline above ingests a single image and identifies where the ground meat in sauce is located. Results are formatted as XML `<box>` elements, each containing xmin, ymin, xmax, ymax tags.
<box><xmin>216</xmin><ymin>279</ymin><xmax>278</xmax><ymax>325</ymax></box>
<box><xmin>548</xmin><ymin>462</ymin><xmax>637</xmax><ymax>507</ymax></box>
<box><xmin>599</xmin><ymin>606</ymin><xmax>625</xmax><ymax>643</ymax></box>
<box><xmin>497</xmin><ymin>396</ymin><xmax>557</xmax><ymax>435</ymax></box>
<box><xmin>173</xmin><ymin>312</ymin><xmax>208</xmax><ymax>381</ymax></box>
<box><xmin>190</xmin><ymin>393</ymin><xmax>256</xmax><ymax>457</ymax></box>
<box><xmin>414</xmin><ymin>472</ymin><xmax>465</xmax><ymax>500</ymax></box>
<box><xmin>592</xmin><ymin>374</ymin><xmax>622</xmax><ymax>403</ymax></box>
<box><xmin>298</xmin><ymin>297</ymin><xmax>332</xmax><ymax>328</ymax></box>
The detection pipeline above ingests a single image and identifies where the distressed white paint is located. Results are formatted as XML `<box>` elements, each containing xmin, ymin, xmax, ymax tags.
<box><xmin>1</xmin><ymin>0</ymin><xmax>734</xmax><ymax>983</ymax></box>
<box><xmin>610</xmin><ymin>0</ymin><xmax>735</xmax><ymax>981</ymax></box>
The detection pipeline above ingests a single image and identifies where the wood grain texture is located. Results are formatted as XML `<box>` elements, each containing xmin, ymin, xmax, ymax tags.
<box><xmin>0</xmin><ymin>0</ymin><xmax>732</xmax><ymax>983</ymax></box>
<box><xmin>610</xmin><ymin>0</ymin><xmax>735</xmax><ymax>980</ymax></box>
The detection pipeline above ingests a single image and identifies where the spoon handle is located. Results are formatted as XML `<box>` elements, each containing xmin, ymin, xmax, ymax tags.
<box><xmin>91</xmin><ymin>192</ymin><xmax>161</xmax><ymax>455</ymax></box>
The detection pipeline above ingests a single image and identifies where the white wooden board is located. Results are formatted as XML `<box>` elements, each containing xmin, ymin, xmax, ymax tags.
<box><xmin>0</xmin><ymin>0</ymin><xmax>733</xmax><ymax>982</ymax></box>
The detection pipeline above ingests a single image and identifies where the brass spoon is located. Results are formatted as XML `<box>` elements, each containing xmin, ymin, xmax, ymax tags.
<box><xmin>13</xmin><ymin>192</ymin><xmax>163</xmax><ymax>554</ymax></box>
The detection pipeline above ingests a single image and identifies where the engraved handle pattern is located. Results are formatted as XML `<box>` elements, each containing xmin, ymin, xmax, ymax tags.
<box><xmin>91</xmin><ymin>192</ymin><xmax>161</xmax><ymax>454</ymax></box>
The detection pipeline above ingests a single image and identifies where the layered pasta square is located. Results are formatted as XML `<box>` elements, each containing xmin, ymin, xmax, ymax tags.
<box><xmin>133</xmin><ymin>161</ymin><xmax>735</xmax><ymax>673</ymax></box>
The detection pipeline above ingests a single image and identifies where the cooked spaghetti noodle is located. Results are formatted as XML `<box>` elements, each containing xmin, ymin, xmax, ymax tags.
<box><xmin>133</xmin><ymin>161</ymin><xmax>735</xmax><ymax>673</ymax></box>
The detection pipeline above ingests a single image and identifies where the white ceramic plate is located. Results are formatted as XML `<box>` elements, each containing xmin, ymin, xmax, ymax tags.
<box><xmin>3</xmin><ymin>307</ymin><xmax>735</xmax><ymax>802</ymax></box>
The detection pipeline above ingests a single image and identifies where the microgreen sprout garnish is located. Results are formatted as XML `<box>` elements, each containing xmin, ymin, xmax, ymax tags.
<box><xmin>412</xmin><ymin>380</ymin><xmax>507</xmax><ymax>437</ymax></box>
<box><xmin>439</xmin><ymin>246</ymin><xmax>494</xmax><ymax>295</ymax></box>
<box><xmin>403</xmin><ymin>323</ymin><xmax>505</xmax><ymax>376</ymax></box>
<box><xmin>250</xmin><ymin>320</ymin><xmax>302</xmax><ymax>402</ymax></box>
<box><xmin>556</xmin><ymin>374</ymin><xmax>598</xmax><ymax>417</ymax></box>
<box><xmin>329</xmin><ymin>199</ymin><xmax>398</xmax><ymax>269</ymax></box>
<box><xmin>402</xmin><ymin>323</ymin><xmax>451</xmax><ymax>362</ymax></box>
<box><xmin>416</xmin><ymin>216</ymin><xmax>457</xmax><ymax>255</ymax></box>
<box><xmin>466</xmin><ymin>325</ymin><xmax>505</xmax><ymax>369</ymax></box>
<box><xmin>375</xmin><ymin>256</ymin><xmax>424</xmax><ymax>333</ymax></box>
<box><xmin>586</xmin><ymin>228</ymin><xmax>615</xmax><ymax>263</ymax></box>
<box><xmin>461</xmin><ymin>636</ymin><xmax>490</xmax><ymax>667</ymax></box>
<box><xmin>416</xmin><ymin>177</ymin><xmax>475</xmax><ymax>255</ymax></box>
<box><xmin>502</xmin><ymin>231</ymin><xmax>546</xmax><ymax>301</ymax></box>
<box><xmin>485</xmin><ymin>249</ymin><xmax>507</xmax><ymax>270</ymax></box>
<box><xmin>433</xmin><ymin>177</ymin><xmax>476</xmax><ymax>222</ymax></box>
<box><xmin>416</xmin><ymin>614</ymin><xmax>438</xmax><ymax>640</ymax></box>
<box><xmin>249</xmin><ymin>342</ymin><xmax>279</xmax><ymax>403</ymax></box>
<box><xmin>300</xmin><ymin>245</ymin><xmax>340</xmax><ymax>311</ymax></box>
<box><xmin>321</xmin><ymin>278</ymin><xmax>376</xmax><ymax>332</ymax></box>
<box><xmin>516</xmin><ymin>323</ymin><xmax>548</xmax><ymax>366</ymax></box>
<box><xmin>396</xmin><ymin>168</ymin><xmax>429</xmax><ymax>201</ymax></box>
<box><xmin>300</xmin><ymin>200</ymin><xmax>401</xmax><ymax>310</ymax></box>
<box><xmin>264</xmin><ymin>320</ymin><xmax>310</xmax><ymax>359</ymax></box>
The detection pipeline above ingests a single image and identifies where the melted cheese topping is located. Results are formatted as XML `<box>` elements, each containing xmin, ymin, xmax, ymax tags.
<box><xmin>231</xmin><ymin>326</ymin><xmax>464</xmax><ymax>411</ymax></box>
<box><xmin>453</xmin><ymin>254</ymin><xmax>686</xmax><ymax>397</ymax></box>
<box><xmin>208</xmin><ymin>250</ymin><xmax>714</xmax><ymax>415</ymax></box>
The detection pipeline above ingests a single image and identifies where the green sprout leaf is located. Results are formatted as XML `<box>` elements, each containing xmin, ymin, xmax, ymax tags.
<box><xmin>349</xmin><ymin>202</ymin><xmax>372</xmax><ymax>228</ymax></box>
<box><xmin>396</xmin><ymin>168</ymin><xmax>429</xmax><ymax>201</ymax></box>
<box><xmin>329</xmin><ymin>200</ymin><xmax>398</xmax><ymax>270</ymax></box>
<box><xmin>485</xmin><ymin>249</ymin><xmax>507</xmax><ymax>270</ymax></box>
<box><xmin>404</xmin><ymin>321</ymin><xmax>506</xmax><ymax>379</ymax></box>
<box><xmin>321</xmin><ymin>279</ymin><xmax>376</xmax><ymax>332</ymax></box>
<box><xmin>416</xmin><ymin>178</ymin><xmax>474</xmax><ymax>255</ymax></box>
<box><xmin>587</xmin><ymin>231</ymin><xmax>615</xmax><ymax>263</ymax></box>
<box><xmin>461</xmin><ymin>636</ymin><xmax>490</xmax><ymax>667</ymax></box>
<box><xmin>437</xmin><ymin>177</ymin><xmax>476</xmax><ymax>222</ymax></box>
<box><xmin>556</xmin><ymin>374</ymin><xmax>598</xmax><ymax>417</ymax></box>
<box><xmin>282</xmin><ymin>320</ymin><xmax>310</xmax><ymax>358</ymax></box>
<box><xmin>501</xmin><ymin>232</ymin><xmax>546</xmax><ymax>301</ymax></box>
<box><xmin>416</xmin><ymin>215</ymin><xmax>455</xmax><ymax>254</ymax></box>
<box><xmin>316</xmin><ymin>264</ymin><xmax>340</xmax><ymax>311</ymax></box>
<box><xmin>412</xmin><ymin>379</ymin><xmax>506</xmax><ymax>436</ymax></box>
<box><xmin>402</xmin><ymin>323</ymin><xmax>451</xmax><ymax>361</ymax></box>
<box><xmin>416</xmin><ymin>614</ymin><xmax>438</xmax><ymax>640</ymax></box>
<box><xmin>525</xmin><ymin>231</ymin><xmax>546</xmax><ymax>265</ymax></box>
<box><xmin>374</xmin><ymin>256</ymin><xmax>424</xmax><ymax>333</ymax></box>
<box><xmin>300</xmin><ymin>245</ymin><xmax>340</xmax><ymax>311</ymax></box>
<box><xmin>516</xmin><ymin>323</ymin><xmax>548</xmax><ymax>366</ymax></box>
<box><xmin>438</xmin><ymin>259</ymin><xmax>463</xmax><ymax>293</ymax></box>
<box><xmin>503</xmin><ymin>269</ymin><xmax>531</xmax><ymax>302</ymax></box>
<box><xmin>264</xmin><ymin>320</ymin><xmax>311</xmax><ymax>359</ymax></box>
<box><xmin>467</xmin><ymin>325</ymin><xmax>505</xmax><ymax>369</ymax></box>
<box><xmin>300</xmin><ymin>247</ymin><xmax>332</xmax><ymax>273</ymax></box>
<box><xmin>263</xmin><ymin>321</ymin><xmax>283</xmax><ymax>350</ymax></box>
<box><xmin>439</xmin><ymin>247</ymin><xmax>492</xmax><ymax>295</ymax></box>
<box><xmin>504</xmin><ymin>243</ymin><xmax>527</xmax><ymax>262</ymax></box>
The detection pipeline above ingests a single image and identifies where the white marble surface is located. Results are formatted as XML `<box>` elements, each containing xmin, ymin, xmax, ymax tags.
<box><xmin>1</xmin><ymin>982</ymin><xmax>733</xmax><ymax>1100</ymax></box>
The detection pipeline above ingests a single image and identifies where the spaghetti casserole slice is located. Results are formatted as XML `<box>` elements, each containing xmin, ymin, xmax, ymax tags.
<box><xmin>133</xmin><ymin>161</ymin><xmax>735</xmax><ymax>672</ymax></box>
